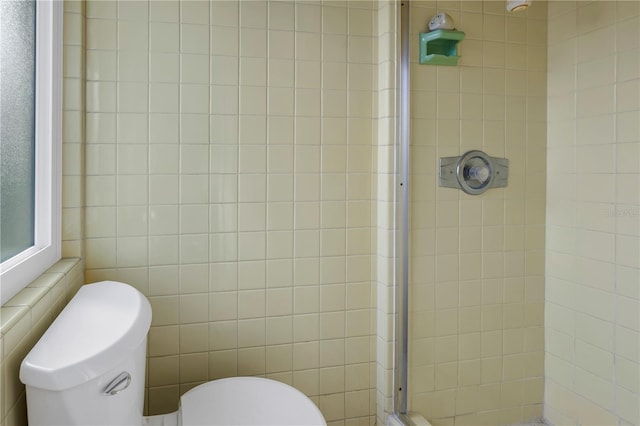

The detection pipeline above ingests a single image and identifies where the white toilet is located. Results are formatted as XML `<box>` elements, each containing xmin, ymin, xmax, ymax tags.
<box><xmin>20</xmin><ymin>281</ymin><xmax>326</xmax><ymax>426</ymax></box>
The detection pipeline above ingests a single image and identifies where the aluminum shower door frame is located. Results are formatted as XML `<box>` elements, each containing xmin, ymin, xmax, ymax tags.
<box><xmin>391</xmin><ymin>1</ymin><xmax>412</xmax><ymax>425</ymax></box>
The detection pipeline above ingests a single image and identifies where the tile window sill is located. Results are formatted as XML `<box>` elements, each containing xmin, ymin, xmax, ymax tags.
<box><xmin>1</xmin><ymin>258</ymin><xmax>83</xmax><ymax>347</ymax></box>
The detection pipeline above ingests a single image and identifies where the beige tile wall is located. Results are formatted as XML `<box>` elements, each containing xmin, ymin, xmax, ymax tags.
<box><xmin>375</xmin><ymin>1</ymin><xmax>399</xmax><ymax>425</ymax></box>
<box><xmin>83</xmin><ymin>1</ymin><xmax>377</xmax><ymax>423</ymax></box>
<box><xmin>406</xmin><ymin>2</ymin><xmax>547</xmax><ymax>425</ymax></box>
<box><xmin>545</xmin><ymin>2</ymin><xmax>639</xmax><ymax>425</ymax></box>
<box><xmin>62</xmin><ymin>0</ymin><xmax>86</xmax><ymax>260</ymax></box>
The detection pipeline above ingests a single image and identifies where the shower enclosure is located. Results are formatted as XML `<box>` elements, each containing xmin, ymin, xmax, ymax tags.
<box><xmin>383</xmin><ymin>1</ymin><xmax>548</xmax><ymax>425</ymax></box>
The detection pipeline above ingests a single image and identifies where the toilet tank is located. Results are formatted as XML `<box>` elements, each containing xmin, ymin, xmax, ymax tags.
<box><xmin>20</xmin><ymin>281</ymin><xmax>152</xmax><ymax>426</ymax></box>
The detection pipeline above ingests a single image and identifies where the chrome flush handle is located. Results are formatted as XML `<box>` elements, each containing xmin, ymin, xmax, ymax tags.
<box><xmin>104</xmin><ymin>372</ymin><xmax>131</xmax><ymax>396</ymax></box>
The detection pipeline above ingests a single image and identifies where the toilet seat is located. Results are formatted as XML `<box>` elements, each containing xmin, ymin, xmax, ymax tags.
<box><xmin>179</xmin><ymin>377</ymin><xmax>326</xmax><ymax>426</ymax></box>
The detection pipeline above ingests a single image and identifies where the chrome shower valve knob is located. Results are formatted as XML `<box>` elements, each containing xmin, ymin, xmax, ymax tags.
<box><xmin>439</xmin><ymin>150</ymin><xmax>509</xmax><ymax>195</ymax></box>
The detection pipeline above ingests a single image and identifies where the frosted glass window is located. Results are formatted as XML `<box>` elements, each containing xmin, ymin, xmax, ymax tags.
<box><xmin>0</xmin><ymin>0</ymin><xmax>60</xmax><ymax>306</ymax></box>
<box><xmin>0</xmin><ymin>0</ymin><xmax>36</xmax><ymax>262</ymax></box>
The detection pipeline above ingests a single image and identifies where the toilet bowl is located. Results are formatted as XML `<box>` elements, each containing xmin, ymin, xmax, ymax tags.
<box><xmin>19</xmin><ymin>281</ymin><xmax>326</xmax><ymax>426</ymax></box>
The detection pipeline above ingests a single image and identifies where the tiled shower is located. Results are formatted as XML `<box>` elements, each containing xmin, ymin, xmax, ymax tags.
<box><xmin>404</xmin><ymin>1</ymin><xmax>547</xmax><ymax>424</ymax></box>
<box><xmin>0</xmin><ymin>1</ymin><xmax>637</xmax><ymax>426</ymax></box>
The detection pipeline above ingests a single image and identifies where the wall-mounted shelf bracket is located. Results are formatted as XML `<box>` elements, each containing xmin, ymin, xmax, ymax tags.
<box><xmin>419</xmin><ymin>30</ymin><xmax>465</xmax><ymax>66</ymax></box>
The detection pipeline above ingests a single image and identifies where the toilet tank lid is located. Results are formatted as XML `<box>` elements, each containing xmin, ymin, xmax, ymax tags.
<box><xmin>20</xmin><ymin>281</ymin><xmax>152</xmax><ymax>391</ymax></box>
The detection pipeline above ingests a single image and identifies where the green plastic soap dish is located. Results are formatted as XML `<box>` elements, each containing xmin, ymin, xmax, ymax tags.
<box><xmin>419</xmin><ymin>30</ymin><xmax>465</xmax><ymax>66</ymax></box>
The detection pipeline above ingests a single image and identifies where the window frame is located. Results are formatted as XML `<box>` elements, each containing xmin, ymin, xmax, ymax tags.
<box><xmin>1</xmin><ymin>0</ymin><xmax>63</xmax><ymax>305</ymax></box>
